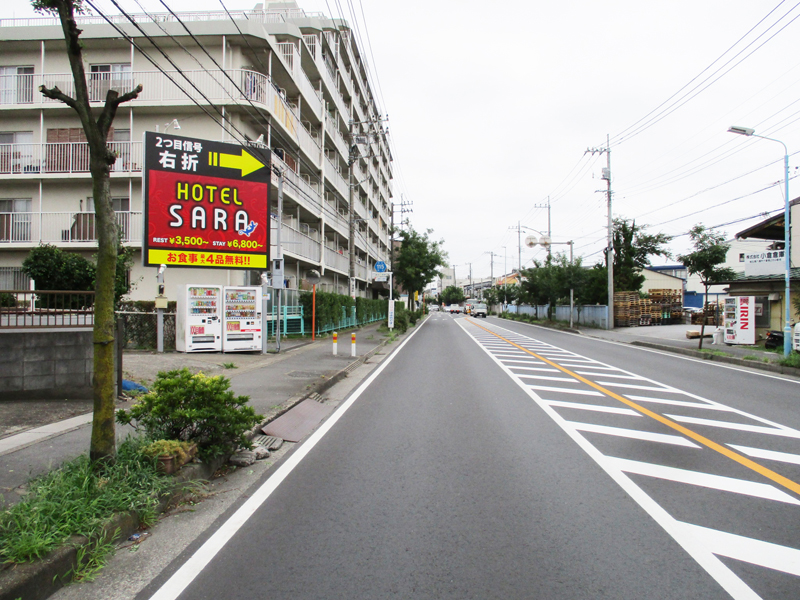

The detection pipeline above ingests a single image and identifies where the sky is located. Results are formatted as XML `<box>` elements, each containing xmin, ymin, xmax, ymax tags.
<box><xmin>3</xmin><ymin>0</ymin><xmax>800</xmax><ymax>281</ymax></box>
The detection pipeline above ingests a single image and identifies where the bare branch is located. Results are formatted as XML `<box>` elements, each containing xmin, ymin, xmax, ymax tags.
<box><xmin>97</xmin><ymin>84</ymin><xmax>143</xmax><ymax>138</ymax></box>
<box><xmin>38</xmin><ymin>84</ymin><xmax>77</xmax><ymax>109</ymax></box>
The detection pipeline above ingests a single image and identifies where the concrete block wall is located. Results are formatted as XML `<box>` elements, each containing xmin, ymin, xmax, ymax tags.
<box><xmin>0</xmin><ymin>330</ymin><xmax>93</xmax><ymax>400</ymax></box>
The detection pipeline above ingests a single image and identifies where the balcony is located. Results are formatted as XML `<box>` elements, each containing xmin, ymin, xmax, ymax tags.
<box><xmin>0</xmin><ymin>142</ymin><xmax>143</xmax><ymax>176</ymax></box>
<box><xmin>0</xmin><ymin>211</ymin><xmax>142</xmax><ymax>246</ymax></box>
<box><xmin>277</xmin><ymin>221</ymin><xmax>321</xmax><ymax>263</ymax></box>
<box><xmin>324</xmin><ymin>245</ymin><xmax>349</xmax><ymax>274</ymax></box>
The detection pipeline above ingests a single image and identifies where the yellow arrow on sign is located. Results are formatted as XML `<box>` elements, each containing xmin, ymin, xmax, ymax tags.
<box><xmin>208</xmin><ymin>149</ymin><xmax>265</xmax><ymax>177</ymax></box>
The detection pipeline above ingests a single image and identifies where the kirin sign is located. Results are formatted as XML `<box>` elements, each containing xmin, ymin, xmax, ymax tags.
<box><xmin>143</xmin><ymin>132</ymin><xmax>270</xmax><ymax>270</ymax></box>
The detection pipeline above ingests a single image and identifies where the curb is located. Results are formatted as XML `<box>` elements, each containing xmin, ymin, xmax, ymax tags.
<box><xmin>630</xmin><ymin>341</ymin><xmax>800</xmax><ymax>377</ymax></box>
<box><xmin>245</xmin><ymin>325</ymin><xmax>397</xmax><ymax>441</ymax></box>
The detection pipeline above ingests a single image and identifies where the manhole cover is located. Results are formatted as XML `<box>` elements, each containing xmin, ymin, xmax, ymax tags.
<box><xmin>286</xmin><ymin>370</ymin><xmax>324</xmax><ymax>378</ymax></box>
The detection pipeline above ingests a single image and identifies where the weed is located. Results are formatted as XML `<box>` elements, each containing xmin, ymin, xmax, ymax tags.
<box><xmin>0</xmin><ymin>437</ymin><xmax>172</xmax><ymax>565</ymax></box>
<box><xmin>70</xmin><ymin>530</ymin><xmax>118</xmax><ymax>582</ymax></box>
<box><xmin>778</xmin><ymin>352</ymin><xmax>800</xmax><ymax>369</ymax></box>
<box><xmin>221</xmin><ymin>362</ymin><xmax>237</xmax><ymax>369</ymax></box>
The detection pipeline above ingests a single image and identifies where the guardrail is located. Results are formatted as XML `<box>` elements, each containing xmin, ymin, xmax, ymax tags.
<box><xmin>0</xmin><ymin>290</ymin><xmax>94</xmax><ymax>329</ymax></box>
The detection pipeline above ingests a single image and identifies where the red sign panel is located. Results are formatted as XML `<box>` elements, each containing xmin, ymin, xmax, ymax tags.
<box><xmin>143</xmin><ymin>132</ymin><xmax>270</xmax><ymax>270</ymax></box>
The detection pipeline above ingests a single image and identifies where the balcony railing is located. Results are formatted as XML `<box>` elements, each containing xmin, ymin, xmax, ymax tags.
<box><xmin>0</xmin><ymin>211</ymin><xmax>142</xmax><ymax>244</ymax></box>
<box><xmin>325</xmin><ymin>245</ymin><xmax>349</xmax><ymax>274</ymax></box>
<box><xmin>0</xmin><ymin>142</ymin><xmax>143</xmax><ymax>175</ymax></box>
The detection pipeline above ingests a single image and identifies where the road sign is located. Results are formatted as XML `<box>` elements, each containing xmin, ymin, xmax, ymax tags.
<box><xmin>375</xmin><ymin>261</ymin><xmax>387</xmax><ymax>273</ymax></box>
<box><xmin>143</xmin><ymin>132</ymin><xmax>271</xmax><ymax>270</ymax></box>
<box><xmin>372</xmin><ymin>273</ymin><xmax>389</xmax><ymax>282</ymax></box>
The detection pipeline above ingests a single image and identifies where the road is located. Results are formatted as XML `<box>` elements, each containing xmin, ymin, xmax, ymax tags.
<box><xmin>139</xmin><ymin>314</ymin><xmax>800</xmax><ymax>600</ymax></box>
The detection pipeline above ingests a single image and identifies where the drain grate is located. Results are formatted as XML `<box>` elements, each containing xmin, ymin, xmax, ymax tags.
<box><xmin>253</xmin><ymin>434</ymin><xmax>284</xmax><ymax>451</ymax></box>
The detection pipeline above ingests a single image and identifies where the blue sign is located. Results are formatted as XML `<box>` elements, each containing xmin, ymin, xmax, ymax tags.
<box><xmin>375</xmin><ymin>261</ymin><xmax>387</xmax><ymax>273</ymax></box>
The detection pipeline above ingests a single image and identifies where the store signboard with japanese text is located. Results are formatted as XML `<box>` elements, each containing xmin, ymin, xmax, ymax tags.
<box><xmin>143</xmin><ymin>132</ymin><xmax>270</xmax><ymax>270</ymax></box>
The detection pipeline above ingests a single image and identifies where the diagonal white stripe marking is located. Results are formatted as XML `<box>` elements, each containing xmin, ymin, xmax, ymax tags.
<box><xmin>518</xmin><ymin>374</ymin><xmax>583</xmax><ymax>383</ymax></box>
<box><xmin>527</xmin><ymin>385</ymin><xmax>604</xmax><ymax>396</ymax></box>
<box><xmin>597</xmin><ymin>382</ymin><xmax>681</xmax><ymax>393</ymax></box>
<box><xmin>577</xmin><ymin>372</ymin><xmax>645</xmax><ymax>380</ymax></box>
<box><xmin>626</xmin><ymin>395</ymin><xmax>733</xmax><ymax>411</ymax></box>
<box><xmin>728</xmin><ymin>444</ymin><xmax>800</xmax><ymax>466</ymax></box>
<box><xmin>665</xmin><ymin>414</ymin><xmax>800</xmax><ymax>439</ymax></box>
<box><xmin>505</xmin><ymin>366</ymin><xmax>560</xmax><ymax>373</ymax></box>
<box><xmin>501</xmin><ymin>359</ymin><xmax>544</xmax><ymax>365</ymax></box>
<box><xmin>569</xmin><ymin>421</ymin><xmax>700</xmax><ymax>447</ymax></box>
<box><xmin>544</xmin><ymin>400</ymin><xmax>642</xmax><ymax>416</ymax></box>
<box><xmin>679</xmin><ymin>522</ymin><xmax>800</xmax><ymax>576</ymax></box>
<box><xmin>606</xmin><ymin>457</ymin><xmax>800</xmax><ymax>505</ymax></box>
<box><xmin>561</xmin><ymin>364</ymin><xmax>618</xmax><ymax>370</ymax></box>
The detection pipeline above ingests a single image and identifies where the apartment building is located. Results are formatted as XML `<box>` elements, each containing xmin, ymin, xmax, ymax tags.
<box><xmin>0</xmin><ymin>0</ymin><xmax>393</xmax><ymax>300</ymax></box>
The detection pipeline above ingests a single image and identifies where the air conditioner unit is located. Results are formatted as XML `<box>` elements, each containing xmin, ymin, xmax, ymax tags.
<box><xmin>768</xmin><ymin>292</ymin><xmax>781</xmax><ymax>301</ymax></box>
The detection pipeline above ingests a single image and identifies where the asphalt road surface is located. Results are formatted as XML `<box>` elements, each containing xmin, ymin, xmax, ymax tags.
<box><xmin>140</xmin><ymin>314</ymin><xmax>800</xmax><ymax>600</ymax></box>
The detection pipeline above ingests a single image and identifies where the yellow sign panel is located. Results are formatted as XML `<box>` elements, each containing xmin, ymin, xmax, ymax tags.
<box><xmin>147</xmin><ymin>249</ymin><xmax>267</xmax><ymax>270</ymax></box>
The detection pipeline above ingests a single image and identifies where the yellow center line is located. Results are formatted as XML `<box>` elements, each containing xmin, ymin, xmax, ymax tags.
<box><xmin>468</xmin><ymin>319</ymin><xmax>800</xmax><ymax>498</ymax></box>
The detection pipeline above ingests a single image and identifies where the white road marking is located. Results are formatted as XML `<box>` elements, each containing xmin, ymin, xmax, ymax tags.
<box><xmin>544</xmin><ymin>400</ymin><xmax>642</xmax><ymax>416</ymax></box>
<box><xmin>569</xmin><ymin>421</ymin><xmax>701</xmax><ymax>447</ymax></box>
<box><xmin>576</xmin><ymin>372</ymin><xmax>645</xmax><ymax>380</ymax></box>
<box><xmin>679</xmin><ymin>522</ymin><xmax>800</xmax><ymax>577</ymax></box>
<box><xmin>505</xmin><ymin>366</ymin><xmax>561</xmax><ymax>373</ymax></box>
<box><xmin>527</xmin><ymin>385</ymin><xmax>604</xmax><ymax>396</ymax></box>
<box><xmin>596</xmin><ymin>381</ymin><xmax>681</xmax><ymax>393</ymax></box>
<box><xmin>517</xmin><ymin>374</ymin><xmax>585</xmax><ymax>383</ymax></box>
<box><xmin>625</xmin><ymin>395</ymin><xmax>733</xmax><ymax>411</ymax></box>
<box><xmin>606</xmin><ymin>456</ymin><xmax>800</xmax><ymax>505</ymax></box>
<box><xmin>728</xmin><ymin>444</ymin><xmax>800</xmax><ymax>466</ymax></box>
<box><xmin>665</xmin><ymin>414</ymin><xmax>800</xmax><ymax>439</ymax></box>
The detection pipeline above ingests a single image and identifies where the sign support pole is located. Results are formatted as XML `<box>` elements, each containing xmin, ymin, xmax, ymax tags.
<box><xmin>276</xmin><ymin>170</ymin><xmax>283</xmax><ymax>353</ymax></box>
<box><xmin>312</xmin><ymin>283</ymin><xmax>316</xmax><ymax>341</ymax></box>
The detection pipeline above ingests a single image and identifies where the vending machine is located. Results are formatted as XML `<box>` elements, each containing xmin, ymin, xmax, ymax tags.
<box><xmin>723</xmin><ymin>296</ymin><xmax>756</xmax><ymax>345</ymax></box>
<box><xmin>222</xmin><ymin>286</ymin><xmax>263</xmax><ymax>352</ymax></box>
<box><xmin>176</xmin><ymin>285</ymin><xmax>222</xmax><ymax>352</ymax></box>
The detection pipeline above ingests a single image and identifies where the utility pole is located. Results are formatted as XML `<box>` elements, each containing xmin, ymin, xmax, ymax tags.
<box><xmin>348</xmin><ymin>119</ymin><xmax>356</xmax><ymax>299</ymax></box>
<box><xmin>586</xmin><ymin>135</ymin><xmax>613</xmax><ymax>330</ymax></box>
<box><xmin>532</xmin><ymin>199</ymin><xmax>551</xmax><ymax>258</ymax></box>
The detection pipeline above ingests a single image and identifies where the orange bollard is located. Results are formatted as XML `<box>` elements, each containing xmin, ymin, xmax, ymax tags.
<box><xmin>351</xmin><ymin>332</ymin><xmax>356</xmax><ymax>357</ymax></box>
<box><xmin>333</xmin><ymin>331</ymin><xmax>338</xmax><ymax>356</ymax></box>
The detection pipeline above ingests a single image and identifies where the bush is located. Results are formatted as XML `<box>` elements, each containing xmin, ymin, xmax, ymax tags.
<box><xmin>116</xmin><ymin>368</ymin><xmax>262</xmax><ymax>460</ymax></box>
<box><xmin>0</xmin><ymin>292</ymin><xmax>16</xmax><ymax>307</ymax></box>
<box><xmin>391</xmin><ymin>304</ymin><xmax>410</xmax><ymax>333</ymax></box>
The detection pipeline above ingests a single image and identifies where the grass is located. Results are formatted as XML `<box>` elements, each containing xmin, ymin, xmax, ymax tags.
<box><xmin>742</xmin><ymin>355</ymin><xmax>769</xmax><ymax>363</ymax></box>
<box><xmin>698</xmin><ymin>349</ymin><xmax>729</xmax><ymax>357</ymax></box>
<box><xmin>778</xmin><ymin>352</ymin><xmax>800</xmax><ymax>369</ymax></box>
<box><xmin>0</xmin><ymin>437</ymin><xmax>174</xmax><ymax>570</ymax></box>
<box><xmin>220</xmin><ymin>362</ymin><xmax>238</xmax><ymax>369</ymax></box>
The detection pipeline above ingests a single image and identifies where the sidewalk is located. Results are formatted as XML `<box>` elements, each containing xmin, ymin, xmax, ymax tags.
<box><xmin>0</xmin><ymin>321</ymin><xmax>393</xmax><ymax>505</ymax></box>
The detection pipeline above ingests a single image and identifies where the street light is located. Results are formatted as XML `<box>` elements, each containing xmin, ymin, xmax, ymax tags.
<box><xmin>522</xmin><ymin>226</ymin><xmax>575</xmax><ymax>328</ymax></box>
<box><xmin>728</xmin><ymin>125</ymin><xmax>792</xmax><ymax>356</ymax></box>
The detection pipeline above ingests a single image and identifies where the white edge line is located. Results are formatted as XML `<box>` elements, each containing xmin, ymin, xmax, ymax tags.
<box><xmin>148</xmin><ymin>319</ymin><xmax>429</xmax><ymax>600</ymax></box>
<box><xmin>458</xmin><ymin>319</ymin><xmax>762</xmax><ymax>600</ymax></box>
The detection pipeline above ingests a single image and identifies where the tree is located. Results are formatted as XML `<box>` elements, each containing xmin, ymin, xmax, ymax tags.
<box><xmin>612</xmin><ymin>218</ymin><xmax>672</xmax><ymax>292</ymax></box>
<box><xmin>22</xmin><ymin>244</ymin><xmax>135</xmax><ymax>305</ymax></box>
<box><xmin>392</xmin><ymin>227</ymin><xmax>448</xmax><ymax>310</ymax></box>
<box><xmin>440</xmin><ymin>285</ymin><xmax>465</xmax><ymax>306</ymax></box>
<box><xmin>677</xmin><ymin>225</ymin><xmax>736</xmax><ymax>350</ymax></box>
<box><xmin>33</xmin><ymin>0</ymin><xmax>143</xmax><ymax>463</ymax></box>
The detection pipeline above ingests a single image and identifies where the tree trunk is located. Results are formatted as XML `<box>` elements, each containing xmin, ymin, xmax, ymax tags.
<box><xmin>698</xmin><ymin>283</ymin><xmax>708</xmax><ymax>351</ymax></box>
<box><xmin>89</xmin><ymin>155</ymin><xmax>118</xmax><ymax>463</ymax></box>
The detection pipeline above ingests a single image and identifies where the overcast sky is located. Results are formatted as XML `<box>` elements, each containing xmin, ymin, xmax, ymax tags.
<box><xmin>3</xmin><ymin>0</ymin><xmax>799</xmax><ymax>280</ymax></box>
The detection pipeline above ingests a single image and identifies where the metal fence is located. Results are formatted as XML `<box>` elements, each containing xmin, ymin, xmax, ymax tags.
<box><xmin>117</xmin><ymin>311</ymin><xmax>176</xmax><ymax>350</ymax></box>
<box><xmin>0</xmin><ymin>290</ymin><xmax>94</xmax><ymax>328</ymax></box>
<box><xmin>505</xmin><ymin>304</ymin><xmax>608</xmax><ymax>329</ymax></box>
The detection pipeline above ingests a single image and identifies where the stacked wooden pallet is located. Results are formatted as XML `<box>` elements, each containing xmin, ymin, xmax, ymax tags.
<box><xmin>648</xmin><ymin>289</ymin><xmax>682</xmax><ymax>325</ymax></box>
<box><xmin>614</xmin><ymin>291</ymin><xmax>641</xmax><ymax>327</ymax></box>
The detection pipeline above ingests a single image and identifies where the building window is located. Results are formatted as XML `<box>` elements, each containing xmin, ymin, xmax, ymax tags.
<box><xmin>0</xmin><ymin>198</ymin><xmax>32</xmax><ymax>242</ymax></box>
<box><xmin>0</xmin><ymin>266</ymin><xmax>30</xmax><ymax>290</ymax></box>
<box><xmin>89</xmin><ymin>64</ymin><xmax>132</xmax><ymax>102</ymax></box>
<box><xmin>739</xmin><ymin>253</ymin><xmax>745</xmax><ymax>262</ymax></box>
<box><xmin>0</xmin><ymin>131</ymin><xmax>35</xmax><ymax>173</ymax></box>
<box><xmin>83</xmin><ymin>197</ymin><xmax>131</xmax><ymax>240</ymax></box>
<box><xmin>0</xmin><ymin>66</ymin><xmax>34</xmax><ymax>104</ymax></box>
